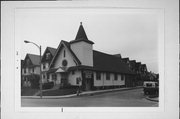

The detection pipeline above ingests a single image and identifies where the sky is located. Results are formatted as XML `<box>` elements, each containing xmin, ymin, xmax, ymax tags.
<box><xmin>16</xmin><ymin>8</ymin><xmax>159</xmax><ymax>73</ymax></box>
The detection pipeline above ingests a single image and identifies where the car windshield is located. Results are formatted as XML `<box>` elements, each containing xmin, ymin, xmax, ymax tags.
<box><xmin>146</xmin><ymin>83</ymin><xmax>152</xmax><ymax>87</ymax></box>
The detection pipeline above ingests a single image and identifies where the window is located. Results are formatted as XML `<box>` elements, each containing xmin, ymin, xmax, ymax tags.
<box><xmin>72</xmin><ymin>70</ymin><xmax>75</xmax><ymax>75</ymax></box>
<box><xmin>146</xmin><ymin>83</ymin><xmax>152</xmax><ymax>87</ymax></box>
<box><xmin>76</xmin><ymin>78</ymin><xmax>79</xmax><ymax>85</ymax></box>
<box><xmin>47</xmin><ymin>74</ymin><xmax>49</xmax><ymax>79</ymax></box>
<box><xmin>52</xmin><ymin>74</ymin><xmax>57</xmax><ymax>80</ymax></box>
<box><xmin>46</xmin><ymin>63</ymin><xmax>49</xmax><ymax>68</ymax></box>
<box><xmin>64</xmin><ymin>50</ymin><xmax>66</xmax><ymax>57</ymax></box>
<box><xmin>24</xmin><ymin>69</ymin><xmax>26</xmax><ymax>74</ymax></box>
<box><xmin>46</xmin><ymin>53</ymin><xmax>51</xmax><ymax>60</ymax></box>
<box><xmin>96</xmin><ymin>72</ymin><xmax>101</xmax><ymax>80</ymax></box>
<box><xmin>114</xmin><ymin>74</ymin><xmax>118</xmax><ymax>80</ymax></box>
<box><xmin>43</xmin><ymin>64</ymin><xmax>46</xmax><ymax>69</ymax></box>
<box><xmin>62</xmin><ymin>60</ymin><xmax>68</xmax><ymax>67</ymax></box>
<box><xmin>106</xmin><ymin>73</ymin><xmax>110</xmax><ymax>80</ymax></box>
<box><xmin>121</xmin><ymin>75</ymin><xmax>125</xmax><ymax>81</ymax></box>
<box><xmin>43</xmin><ymin>74</ymin><xmax>46</xmax><ymax>79</ymax></box>
<box><xmin>76</xmin><ymin>77</ymin><xmax>81</xmax><ymax>85</ymax></box>
<box><xmin>27</xmin><ymin>59</ymin><xmax>31</xmax><ymax>65</ymax></box>
<box><xmin>32</xmin><ymin>68</ymin><xmax>34</xmax><ymax>73</ymax></box>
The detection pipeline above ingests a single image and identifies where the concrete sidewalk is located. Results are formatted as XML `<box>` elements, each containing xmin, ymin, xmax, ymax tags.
<box><xmin>21</xmin><ymin>86</ymin><xmax>142</xmax><ymax>99</ymax></box>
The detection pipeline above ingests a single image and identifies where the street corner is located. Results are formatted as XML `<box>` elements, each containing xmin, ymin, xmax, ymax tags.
<box><xmin>145</xmin><ymin>96</ymin><xmax>159</xmax><ymax>102</ymax></box>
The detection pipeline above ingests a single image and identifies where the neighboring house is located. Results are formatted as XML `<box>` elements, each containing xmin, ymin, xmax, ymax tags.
<box><xmin>113</xmin><ymin>54</ymin><xmax>122</xmax><ymax>59</ymax></box>
<box><xmin>135</xmin><ymin>62</ymin><xmax>142</xmax><ymax>74</ymax></box>
<box><xmin>129</xmin><ymin>60</ymin><xmax>136</xmax><ymax>72</ymax></box>
<box><xmin>41</xmin><ymin>47</ymin><xmax>56</xmax><ymax>83</ymax></box>
<box><xmin>47</xmin><ymin>23</ymin><xmax>135</xmax><ymax>91</ymax></box>
<box><xmin>21</xmin><ymin>60</ymin><xmax>24</xmax><ymax>87</ymax></box>
<box><xmin>140</xmin><ymin>64</ymin><xmax>148</xmax><ymax>74</ymax></box>
<box><xmin>21</xmin><ymin>54</ymin><xmax>40</xmax><ymax>87</ymax></box>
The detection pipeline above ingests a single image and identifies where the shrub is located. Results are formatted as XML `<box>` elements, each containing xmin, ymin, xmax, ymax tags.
<box><xmin>42</xmin><ymin>82</ymin><xmax>54</xmax><ymax>90</ymax></box>
<box><xmin>28</xmin><ymin>74</ymin><xmax>40</xmax><ymax>89</ymax></box>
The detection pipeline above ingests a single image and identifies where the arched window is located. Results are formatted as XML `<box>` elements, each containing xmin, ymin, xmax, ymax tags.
<box><xmin>64</xmin><ymin>50</ymin><xmax>66</xmax><ymax>57</ymax></box>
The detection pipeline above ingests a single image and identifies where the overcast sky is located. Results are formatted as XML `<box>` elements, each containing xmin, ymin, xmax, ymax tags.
<box><xmin>16</xmin><ymin>8</ymin><xmax>159</xmax><ymax>73</ymax></box>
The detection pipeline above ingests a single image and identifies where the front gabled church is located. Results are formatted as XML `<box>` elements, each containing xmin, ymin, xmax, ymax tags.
<box><xmin>46</xmin><ymin>22</ymin><xmax>135</xmax><ymax>91</ymax></box>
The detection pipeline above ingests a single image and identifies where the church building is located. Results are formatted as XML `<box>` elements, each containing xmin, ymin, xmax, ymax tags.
<box><xmin>46</xmin><ymin>22</ymin><xmax>135</xmax><ymax>91</ymax></box>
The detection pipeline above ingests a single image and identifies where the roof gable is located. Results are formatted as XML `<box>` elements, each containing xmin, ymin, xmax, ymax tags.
<box><xmin>41</xmin><ymin>47</ymin><xmax>56</xmax><ymax>62</ymax></box>
<box><xmin>23</xmin><ymin>54</ymin><xmax>40</xmax><ymax>67</ymax></box>
<box><xmin>47</xmin><ymin>47</ymin><xmax>56</xmax><ymax>56</ymax></box>
<box><xmin>122</xmin><ymin>58</ymin><xmax>130</xmax><ymax>63</ymax></box>
<box><xmin>49</xmin><ymin>40</ymin><xmax>81</xmax><ymax>68</ymax></box>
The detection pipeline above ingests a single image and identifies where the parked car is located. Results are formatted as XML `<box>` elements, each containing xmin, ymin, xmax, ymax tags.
<box><xmin>143</xmin><ymin>81</ymin><xmax>159</xmax><ymax>95</ymax></box>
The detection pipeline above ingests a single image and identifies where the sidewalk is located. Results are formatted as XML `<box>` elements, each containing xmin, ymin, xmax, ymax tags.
<box><xmin>21</xmin><ymin>86</ymin><xmax>142</xmax><ymax>99</ymax></box>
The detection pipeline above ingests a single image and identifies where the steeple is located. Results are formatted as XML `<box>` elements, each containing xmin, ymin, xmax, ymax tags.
<box><xmin>70</xmin><ymin>22</ymin><xmax>94</xmax><ymax>66</ymax></box>
<box><xmin>70</xmin><ymin>22</ymin><xmax>94</xmax><ymax>44</ymax></box>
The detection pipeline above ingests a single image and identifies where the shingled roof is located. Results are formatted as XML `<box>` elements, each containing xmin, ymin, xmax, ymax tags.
<box><xmin>41</xmin><ymin>47</ymin><xmax>56</xmax><ymax>62</ymax></box>
<box><xmin>113</xmin><ymin>54</ymin><xmax>122</xmax><ymax>59</ymax></box>
<box><xmin>129</xmin><ymin>60</ymin><xmax>136</xmax><ymax>67</ymax></box>
<box><xmin>23</xmin><ymin>54</ymin><xmax>40</xmax><ymax>67</ymax></box>
<box><xmin>122</xmin><ymin>58</ymin><xmax>129</xmax><ymax>63</ymax></box>
<box><xmin>70</xmin><ymin>22</ymin><xmax>94</xmax><ymax>44</ymax></box>
<box><xmin>47</xmin><ymin>47</ymin><xmax>56</xmax><ymax>56</ymax></box>
<box><xmin>93</xmin><ymin>50</ymin><xmax>135</xmax><ymax>74</ymax></box>
<box><xmin>28</xmin><ymin>54</ymin><xmax>40</xmax><ymax>65</ymax></box>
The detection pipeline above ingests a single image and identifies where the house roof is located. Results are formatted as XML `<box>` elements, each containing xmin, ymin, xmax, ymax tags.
<box><xmin>141</xmin><ymin>64</ymin><xmax>146</xmax><ymax>67</ymax></box>
<box><xmin>122</xmin><ymin>58</ymin><xmax>129</xmax><ymax>63</ymax></box>
<box><xmin>129</xmin><ymin>60</ymin><xmax>136</xmax><ymax>67</ymax></box>
<box><xmin>23</xmin><ymin>54</ymin><xmax>40</xmax><ymax>67</ymax></box>
<box><xmin>141</xmin><ymin>64</ymin><xmax>147</xmax><ymax>70</ymax></box>
<box><xmin>93</xmin><ymin>50</ymin><xmax>135</xmax><ymax>74</ymax></box>
<box><xmin>135</xmin><ymin>62</ymin><xmax>141</xmax><ymax>70</ymax></box>
<box><xmin>113</xmin><ymin>54</ymin><xmax>122</xmax><ymax>58</ymax></box>
<box><xmin>41</xmin><ymin>47</ymin><xmax>56</xmax><ymax>62</ymax></box>
<box><xmin>70</xmin><ymin>22</ymin><xmax>94</xmax><ymax>44</ymax></box>
<box><xmin>28</xmin><ymin>54</ymin><xmax>40</xmax><ymax>65</ymax></box>
<box><xmin>21</xmin><ymin>60</ymin><xmax>24</xmax><ymax>65</ymax></box>
<box><xmin>47</xmin><ymin>47</ymin><xmax>56</xmax><ymax>56</ymax></box>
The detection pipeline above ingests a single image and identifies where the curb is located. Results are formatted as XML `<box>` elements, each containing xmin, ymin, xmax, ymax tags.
<box><xmin>21</xmin><ymin>86</ymin><xmax>143</xmax><ymax>99</ymax></box>
<box><xmin>79</xmin><ymin>87</ymin><xmax>142</xmax><ymax>97</ymax></box>
<box><xmin>145</xmin><ymin>96</ymin><xmax>159</xmax><ymax>102</ymax></box>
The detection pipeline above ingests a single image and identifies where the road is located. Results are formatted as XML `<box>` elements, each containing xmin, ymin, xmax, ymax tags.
<box><xmin>21</xmin><ymin>88</ymin><xmax>158</xmax><ymax>107</ymax></box>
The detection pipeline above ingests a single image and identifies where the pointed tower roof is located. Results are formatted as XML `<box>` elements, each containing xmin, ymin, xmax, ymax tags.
<box><xmin>70</xmin><ymin>22</ymin><xmax>94</xmax><ymax>44</ymax></box>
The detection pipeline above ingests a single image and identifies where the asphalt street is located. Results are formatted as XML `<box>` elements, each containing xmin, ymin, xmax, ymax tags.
<box><xmin>21</xmin><ymin>88</ymin><xmax>158</xmax><ymax>107</ymax></box>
